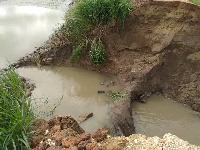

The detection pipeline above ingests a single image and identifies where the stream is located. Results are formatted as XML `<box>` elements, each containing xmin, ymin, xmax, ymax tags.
<box><xmin>0</xmin><ymin>4</ymin><xmax>200</xmax><ymax>145</ymax></box>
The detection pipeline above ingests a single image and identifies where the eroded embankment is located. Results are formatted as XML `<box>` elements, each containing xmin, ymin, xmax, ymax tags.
<box><xmin>14</xmin><ymin>0</ymin><xmax>200</xmax><ymax>136</ymax></box>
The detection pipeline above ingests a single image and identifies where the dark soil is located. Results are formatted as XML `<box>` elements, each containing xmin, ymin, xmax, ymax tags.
<box><xmin>14</xmin><ymin>0</ymin><xmax>200</xmax><ymax>135</ymax></box>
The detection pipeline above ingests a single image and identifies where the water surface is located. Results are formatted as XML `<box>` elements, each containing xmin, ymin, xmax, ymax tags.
<box><xmin>17</xmin><ymin>66</ymin><xmax>122</xmax><ymax>133</ymax></box>
<box><xmin>132</xmin><ymin>94</ymin><xmax>200</xmax><ymax>146</ymax></box>
<box><xmin>0</xmin><ymin>6</ymin><xmax>64</xmax><ymax>68</ymax></box>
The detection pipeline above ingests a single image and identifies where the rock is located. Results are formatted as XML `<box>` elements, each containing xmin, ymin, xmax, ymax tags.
<box><xmin>77</xmin><ymin>140</ymin><xmax>91</xmax><ymax>150</ymax></box>
<box><xmin>36</xmin><ymin>142</ymin><xmax>50</xmax><ymax>150</ymax></box>
<box><xmin>50</xmin><ymin>125</ymin><xmax>62</xmax><ymax>134</ymax></box>
<box><xmin>109</xmin><ymin>98</ymin><xmax>135</xmax><ymax>136</ymax></box>
<box><xmin>92</xmin><ymin>128</ymin><xmax>108</xmax><ymax>142</ymax></box>
<box><xmin>48</xmin><ymin>115</ymin><xmax>62</xmax><ymax>127</ymax></box>
<box><xmin>62</xmin><ymin>137</ymin><xmax>79</xmax><ymax>148</ymax></box>
<box><xmin>62</xmin><ymin>132</ymin><xmax>91</xmax><ymax>149</ymax></box>
<box><xmin>46</xmin><ymin>146</ymin><xmax>67</xmax><ymax>150</ymax></box>
<box><xmin>78</xmin><ymin>113</ymin><xmax>93</xmax><ymax>123</ymax></box>
<box><xmin>100</xmin><ymin>81</ymin><xmax>104</xmax><ymax>85</ymax></box>
<box><xmin>79</xmin><ymin>132</ymin><xmax>91</xmax><ymax>141</ymax></box>
<box><xmin>86</xmin><ymin>143</ymin><xmax>97</xmax><ymax>150</ymax></box>
<box><xmin>61</xmin><ymin>115</ymin><xmax>85</xmax><ymax>134</ymax></box>
<box><xmin>52</xmin><ymin>130</ymin><xmax>68</xmax><ymax>146</ymax></box>
<box><xmin>110</xmin><ymin>81</ymin><xmax>115</xmax><ymax>86</ymax></box>
<box><xmin>93</xmin><ymin>146</ymin><xmax>107</xmax><ymax>150</ymax></box>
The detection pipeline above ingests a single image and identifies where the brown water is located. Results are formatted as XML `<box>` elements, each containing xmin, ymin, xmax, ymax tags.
<box><xmin>132</xmin><ymin>94</ymin><xmax>200</xmax><ymax>146</ymax></box>
<box><xmin>17</xmin><ymin>66</ymin><xmax>122</xmax><ymax>133</ymax></box>
<box><xmin>0</xmin><ymin>6</ymin><xmax>64</xmax><ymax>68</ymax></box>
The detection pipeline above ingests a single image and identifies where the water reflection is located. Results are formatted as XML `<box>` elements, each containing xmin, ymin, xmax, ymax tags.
<box><xmin>0</xmin><ymin>6</ymin><xmax>64</xmax><ymax>68</ymax></box>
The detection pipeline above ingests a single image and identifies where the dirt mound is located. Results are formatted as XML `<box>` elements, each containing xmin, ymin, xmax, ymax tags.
<box><xmin>14</xmin><ymin>0</ymin><xmax>200</xmax><ymax>135</ymax></box>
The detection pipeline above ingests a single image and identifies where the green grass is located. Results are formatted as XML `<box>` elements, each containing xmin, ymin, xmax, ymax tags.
<box><xmin>89</xmin><ymin>39</ymin><xmax>106</xmax><ymax>65</ymax></box>
<box><xmin>65</xmin><ymin>0</ymin><xmax>132</xmax><ymax>62</ymax></box>
<box><xmin>190</xmin><ymin>0</ymin><xmax>200</xmax><ymax>5</ymax></box>
<box><xmin>0</xmin><ymin>66</ymin><xmax>35</xmax><ymax>150</ymax></box>
<box><xmin>107</xmin><ymin>92</ymin><xmax>131</xmax><ymax>101</ymax></box>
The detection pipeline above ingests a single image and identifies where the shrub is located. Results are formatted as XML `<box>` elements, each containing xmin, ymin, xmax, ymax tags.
<box><xmin>0</xmin><ymin>66</ymin><xmax>35</xmax><ymax>150</ymax></box>
<box><xmin>107</xmin><ymin>92</ymin><xmax>131</xmax><ymax>101</ymax></box>
<box><xmin>76</xmin><ymin>0</ymin><xmax>132</xmax><ymax>27</ymax></box>
<box><xmin>65</xmin><ymin>0</ymin><xmax>132</xmax><ymax>62</ymax></box>
<box><xmin>89</xmin><ymin>39</ymin><xmax>106</xmax><ymax>65</ymax></box>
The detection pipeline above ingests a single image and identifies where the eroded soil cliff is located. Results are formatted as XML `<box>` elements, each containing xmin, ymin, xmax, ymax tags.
<box><xmin>15</xmin><ymin>0</ymin><xmax>200</xmax><ymax>136</ymax></box>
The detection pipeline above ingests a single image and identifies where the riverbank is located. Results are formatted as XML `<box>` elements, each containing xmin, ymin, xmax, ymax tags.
<box><xmin>14</xmin><ymin>0</ymin><xmax>200</xmax><ymax>134</ymax></box>
<box><xmin>1</xmin><ymin>0</ymin><xmax>200</xmax><ymax>148</ymax></box>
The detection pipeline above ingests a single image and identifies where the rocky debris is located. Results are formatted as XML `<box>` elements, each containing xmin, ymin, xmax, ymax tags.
<box><xmin>109</xmin><ymin>98</ymin><xmax>135</xmax><ymax>136</ymax></box>
<box><xmin>92</xmin><ymin>128</ymin><xmax>108</xmax><ymax>142</ymax></box>
<box><xmin>78</xmin><ymin>113</ymin><xmax>93</xmax><ymax>123</ymax></box>
<box><xmin>60</xmin><ymin>115</ymin><xmax>85</xmax><ymax>134</ymax></box>
<box><xmin>31</xmin><ymin>115</ymin><xmax>85</xmax><ymax>149</ymax></box>
<box><xmin>30</xmin><ymin>115</ymin><xmax>200</xmax><ymax>149</ymax></box>
<box><xmin>100</xmin><ymin>134</ymin><xmax>200</xmax><ymax>150</ymax></box>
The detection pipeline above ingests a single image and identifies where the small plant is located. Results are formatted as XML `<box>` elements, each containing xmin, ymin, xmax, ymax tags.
<box><xmin>0</xmin><ymin>66</ymin><xmax>35</xmax><ymax>150</ymax></box>
<box><xmin>190</xmin><ymin>0</ymin><xmax>200</xmax><ymax>5</ymax></box>
<box><xmin>107</xmin><ymin>91</ymin><xmax>131</xmax><ymax>101</ymax></box>
<box><xmin>89</xmin><ymin>39</ymin><xmax>106</xmax><ymax>65</ymax></box>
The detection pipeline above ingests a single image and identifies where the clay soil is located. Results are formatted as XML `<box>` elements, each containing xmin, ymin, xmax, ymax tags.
<box><xmin>14</xmin><ymin>0</ymin><xmax>200</xmax><ymax>135</ymax></box>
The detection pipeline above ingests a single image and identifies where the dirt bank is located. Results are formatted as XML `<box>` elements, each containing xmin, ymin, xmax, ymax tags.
<box><xmin>14</xmin><ymin>0</ymin><xmax>200</xmax><ymax>136</ymax></box>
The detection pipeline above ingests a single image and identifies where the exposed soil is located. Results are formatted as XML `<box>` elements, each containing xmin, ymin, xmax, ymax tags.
<box><xmin>14</xmin><ymin>0</ymin><xmax>200</xmax><ymax>136</ymax></box>
<box><xmin>31</xmin><ymin>115</ymin><xmax>200</xmax><ymax>149</ymax></box>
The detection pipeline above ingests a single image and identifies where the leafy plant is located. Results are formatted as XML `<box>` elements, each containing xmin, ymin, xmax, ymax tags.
<box><xmin>107</xmin><ymin>91</ymin><xmax>131</xmax><ymax>101</ymax></box>
<box><xmin>89</xmin><ymin>39</ymin><xmax>106</xmax><ymax>65</ymax></box>
<box><xmin>0</xmin><ymin>66</ymin><xmax>35</xmax><ymax>150</ymax></box>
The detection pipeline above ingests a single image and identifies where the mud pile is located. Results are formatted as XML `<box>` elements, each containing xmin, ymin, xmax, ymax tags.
<box><xmin>14</xmin><ymin>0</ymin><xmax>200</xmax><ymax>136</ymax></box>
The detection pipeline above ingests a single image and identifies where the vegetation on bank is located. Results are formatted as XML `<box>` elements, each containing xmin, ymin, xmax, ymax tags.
<box><xmin>65</xmin><ymin>0</ymin><xmax>132</xmax><ymax>65</ymax></box>
<box><xmin>190</xmin><ymin>0</ymin><xmax>200</xmax><ymax>5</ymax></box>
<box><xmin>107</xmin><ymin>91</ymin><xmax>131</xmax><ymax>100</ymax></box>
<box><xmin>0</xmin><ymin>66</ymin><xmax>34</xmax><ymax>150</ymax></box>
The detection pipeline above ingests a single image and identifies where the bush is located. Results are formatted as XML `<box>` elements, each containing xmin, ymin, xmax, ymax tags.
<box><xmin>76</xmin><ymin>0</ymin><xmax>132</xmax><ymax>27</ymax></box>
<box><xmin>107</xmin><ymin>92</ymin><xmax>131</xmax><ymax>101</ymax></box>
<box><xmin>65</xmin><ymin>0</ymin><xmax>132</xmax><ymax>62</ymax></box>
<box><xmin>89</xmin><ymin>39</ymin><xmax>106</xmax><ymax>65</ymax></box>
<box><xmin>0</xmin><ymin>66</ymin><xmax>35</xmax><ymax>150</ymax></box>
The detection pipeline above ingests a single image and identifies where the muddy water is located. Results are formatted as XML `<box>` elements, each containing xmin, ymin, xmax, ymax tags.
<box><xmin>132</xmin><ymin>94</ymin><xmax>200</xmax><ymax>146</ymax></box>
<box><xmin>17</xmin><ymin>66</ymin><xmax>122</xmax><ymax>133</ymax></box>
<box><xmin>0</xmin><ymin>6</ymin><xmax>64</xmax><ymax>68</ymax></box>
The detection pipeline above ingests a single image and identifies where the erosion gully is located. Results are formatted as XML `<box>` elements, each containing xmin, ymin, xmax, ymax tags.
<box><xmin>0</xmin><ymin>5</ymin><xmax>200</xmax><ymax>146</ymax></box>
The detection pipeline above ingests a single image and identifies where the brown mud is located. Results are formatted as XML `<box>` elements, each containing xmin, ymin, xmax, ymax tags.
<box><xmin>13</xmin><ymin>0</ymin><xmax>200</xmax><ymax>136</ymax></box>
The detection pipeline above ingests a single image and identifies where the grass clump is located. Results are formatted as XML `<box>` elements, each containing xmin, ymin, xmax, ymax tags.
<box><xmin>65</xmin><ymin>0</ymin><xmax>132</xmax><ymax>62</ymax></box>
<box><xmin>107</xmin><ymin>91</ymin><xmax>131</xmax><ymax>101</ymax></box>
<box><xmin>89</xmin><ymin>39</ymin><xmax>106</xmax><ymax>65</ymax></box>
<box><xmin>0</xmin><ymin>66</ymin><xmax>35</xmax><ymax>150</ymax></box>
<box><xmin>190</xmin><ymin>0</ymin><xmax>200</xmax><ymax>5</ymax></box>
